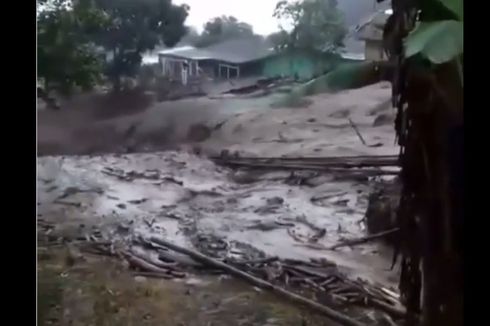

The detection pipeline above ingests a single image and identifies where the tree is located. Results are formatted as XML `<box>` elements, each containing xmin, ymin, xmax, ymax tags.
<box><xmin>382</xmin><ymin>0</ymin><xmax>463</xmax><ymax>325</ymax></box>
<box><xmin>179</xmin><ymin>26</ymin><xmax>201</xmax><ymax>45</ymax></box>
<box><xmin>37</xmin><ymin>0</ymin><xmax>107</xmax><ymax>96</ymax></box>
<box><xmin>93</xmin><ymin>0</ymin><xmax>189</xmax><ymax>91</ymax></box>
<box><xmin>272</xmin><ymin>0</ymin><xmax>348</xmax><ymax>53</ymax></box>
<box><xmin>266</xmin><ymin>30</ymin><xmax>290</xmax><ymax>50</ymax></box>
<box><xmin>193</xmin><ymin>16</ymin><xmax>256</xmax><ymax>48</ymax></box>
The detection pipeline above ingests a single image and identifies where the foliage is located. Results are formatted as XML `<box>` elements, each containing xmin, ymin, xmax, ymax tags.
<box><xmin>93</xmin><ymin>0</ymin><xmax>189</xmax><ymax>90</ymax></box>
<box><xmin>439</xmin><ymin>0</ymin><xmax>463</xmax><ymax>20</ymax></box>
<box><xmin>37</xmin><ymin>0</ymin><xmax>108</xmax><ymax>94</ymax></box>
<box><xmin>180</xmin><ymin>26</ymin><xmax>201</xmax><ymax>46</ymax></box>
<box><xmin>266</xmin><ymin>30</ymin><xmax>290</xmax><ymax>51</ymax></box>
<box><xmin>272</xmin><ymin>0</ymin><xmax>347</xmax><ymax>53</ymax></box>
<box><xmin>192</xmin><ymin>16</ymin><xmax>257</xmax><ymax>48</ymax></box>
<box><xmin>382</xmin><ymin>0</ymin><xmax>464</xmax><ymax>325</ymax></box>
<box><xmin>405</xmin><ymin>20</ymin><xmax>463</xmax><ymax>64</ymax></box>
<box><xmin>404</xmin><ymin>0</ymin><xmax>463</xmax><ymax>65</ymax></box>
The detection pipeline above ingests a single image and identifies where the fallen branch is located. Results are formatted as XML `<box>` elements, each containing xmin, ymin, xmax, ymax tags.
<box><xmin>214</xmin><ymin>160</ymin><xmax>398</xmax><ymax>175</ymax></box>
<box><xmin>369</xmin><ymin>298</ymin><xmax>405</xmax><ymax>319</ymax></box>
<box><xmin>347</xmin><ymin>119</ymin><xmax>383</xmax><ymax>148</ymax></box>
<box><xmin>232</xmin><ymin>256</ymin><xmax>279</xmax><ymax>266</ymax></box>
<box><xmin>132</xmin><ymin>271</ymin><xmax>174</xmax><ymax>279</ymax></box>
<box><xmin>122</xmin><ymin>251</ymin><xmax>173</xmax><ymax>274</ymax></box>
<box><xmin>150</xmin><ymin>236</ymin><xmax>366</xmax><ymax>326</ymax></box>
<box><xmin>327</xmin><ymin>228</ymin><xmax>400</xmax><ymax>251</ymax></box>
<box><xmin>311</xmin><ymin>191</ymin><xmax>349</xmax><ymax>202</ymax></box>
<box><xmin>212</xmin><ymin>155</ymin><xmax>399</xmax><ymax>170</ymax></box>
<box><xmin>348</xmin><ymin>118</ymin><xmax>368</xmax><ymax>146</ymax></box>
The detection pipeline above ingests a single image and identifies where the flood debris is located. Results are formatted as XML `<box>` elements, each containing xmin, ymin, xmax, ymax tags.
<box><xmin>38</xmin><ymin>151</ymin><xmax>404</xmax><ymax>325</ymax></box>
<box><xmin>73</xmin><ymin>233</ymin><xmax>404</xmax><ymax>324</ymax></box>
<box><xmin>327</xmin><ymin>228</ymin><xmax>400</xmax><ymax>251</ymax></box>
<box><xmin>213</xmin><ymin>155</ymin><xmax>399</xmax><ymax>179</ymax></box>
<box><xmin>148</xmin><ymin>236</ymin><xmax>366</xmax><ymax>326</ymax></box>
<box><xmin>347</xmin><ymin>118</ymin><xmax>383</xmax><ymax>148</ymax></box>
<box><xmin>101</xmin><ymin>167</ymin><xmax>183</xmax><ymax>185</ymax></box>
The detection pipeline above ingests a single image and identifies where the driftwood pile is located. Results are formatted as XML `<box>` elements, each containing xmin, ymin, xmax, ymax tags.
<box><xmin>38</xmin><ymin>215</ymin><xmax>404</xmax><ymax>326</ymax></box>
<box><xmin>212</xmin><ymin>155</ymin><xmax>400</xmax><ymax>178</ymax></box>
<box><xmin>101</xmin><ymin>167</ymin><xmax>183</xmax><ymax>185</ymax></box>
<box><xmin>78</xmin><ymin>236</ymin><xmax>404</xmax><ymax>326</ymax></box>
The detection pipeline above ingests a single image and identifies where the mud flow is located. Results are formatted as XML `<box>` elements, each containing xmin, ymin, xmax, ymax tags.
<box><xmin>38</xmin><ymin>83</ymin><xmax>402</xmax><ymax>325</ymax></box>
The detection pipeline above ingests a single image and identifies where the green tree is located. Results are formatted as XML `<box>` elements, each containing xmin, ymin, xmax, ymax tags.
<box><xmin>180</xmin><ymin>26</ymin><xmax>201</xmax><ymax>45</ymax></box>
<box><xmin>383</xmin><ymin>1</ymin><xmax>463</xmax><ymax>325</ymax></box>
<box><xmin>37</xmin><ymin>0</ymin><xmax>107</xmax><ymax>96</ymax></box>
<box><xmin>266</xmin><ymin>30</ymin><xmax>290</xmax><ymax>50</ymax></box>
<box><xmin>93</xmin><ymin>0</ymin><xmax>189</xmax><ymax>91</ymax></box>
<box><xmin>273</xmin><ymin>0</ymin><xmax>347</xmax><ymax>53</ymax></box>
<box><xmin>193</xmin><ymin>16</ymin><xmax>257</xmax><ymax>48</ymax></box>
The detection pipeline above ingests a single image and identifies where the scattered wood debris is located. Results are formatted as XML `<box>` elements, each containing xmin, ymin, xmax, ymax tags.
<box><xmin>212</xmin><ymin>155</ymin><xmax>399</xmax><ymax>178</ymax></box>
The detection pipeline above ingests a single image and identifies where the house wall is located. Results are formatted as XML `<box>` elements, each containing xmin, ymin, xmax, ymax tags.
<box><xmin>261</xmin><ymin>51</ymin><xmax>345</xmax><ymax>81</ymax></box>
<box><xmin>159</xmin><ymin>55</ymin><xmax>201</xmax><ymax>82</ymax></box>
<box><xmin>364</xmin><ymin>40</ymin><xmax>385</xmax><ymax>61</ymax></box>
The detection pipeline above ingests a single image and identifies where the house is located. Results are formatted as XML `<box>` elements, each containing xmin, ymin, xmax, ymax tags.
<box><xmin>158</xmin><ymin>37</ymin><xmax>365</xmax><ymax>85</ymax></box>
<box><xmin>261</xmin><ymin>50</ymin><xmax>362</xmax><ymax>80</ymax></box>
<box><xmin>158</xmin><ymin>37</ymin><xmax>274</xmax><ymax>85</ymax></box>
<box><xmin>355</xmin><ymin>10</ymin><xmax>391</xmax><ymax>61</ymax></box>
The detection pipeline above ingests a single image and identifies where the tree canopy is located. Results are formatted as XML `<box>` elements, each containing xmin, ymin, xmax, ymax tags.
<box><xmin>192</xmin><ymin>16</ymin><xmax>258</xmax><ymax>48</ymax></box>
<box><xmin>37</xmin><ymin>0</ymin><xmax>189</xmax><ymax>94</ymax></box>
<box><xmin>272</xmin><ymin>0</ymin><xmax>347</xmax><ymax>53</ymax></box>
<box><xmin>92</xmin><ymin>0</ymin><xmax>189</xmax><ymax>90</ymax></box>
<box><xmin>37</xmin><ymin>0</ymin><xmax>108</xmax><ymax>94</ymax></box>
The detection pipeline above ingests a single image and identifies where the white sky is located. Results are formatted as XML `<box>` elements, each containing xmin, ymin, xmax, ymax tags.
<box><xmin>173</xmin><ymin>0</ymin><xmax>283</xmax><ymax>36</ymax></box>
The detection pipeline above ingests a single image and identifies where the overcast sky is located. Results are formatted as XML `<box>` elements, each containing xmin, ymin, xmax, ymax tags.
<box><xmin>173</xmin><ymin>0</ymin><xmax>282</xmax><ymax>36</ymax></box>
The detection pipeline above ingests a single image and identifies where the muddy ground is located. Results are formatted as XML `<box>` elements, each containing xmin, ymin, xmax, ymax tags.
<box><xmin>39</xmin><ymin>247</ymin><xmax>342</xmax><ymax>326</ymax></box>
<box><xmin>38</xmin><ymin>83</ymin><xmax>400</xmax><ymax>325</ymax></box>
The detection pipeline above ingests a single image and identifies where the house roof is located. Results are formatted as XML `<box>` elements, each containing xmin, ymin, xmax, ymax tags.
<box><xmin>340</xmin><ymin>52</ymin><xmax>365</xmax><ymax>61</ymax></box>
<box><xmin>158</xmin><ymin>37</ymin><xmax>275</xmax><ymax>64</ymax></box>
<box><xmin>354</xmin><ymin>10</ymin><xmax>390</xmax><ymax>42</ymax></box>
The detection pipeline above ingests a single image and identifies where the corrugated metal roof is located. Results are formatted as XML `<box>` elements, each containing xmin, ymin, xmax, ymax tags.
<box><xmin>158</xmin><ymin>37</ymin><xmax>275</xmax><ymax>64</ymax></box>
<box><xmin>158</xmin><ymin>45</ymin><xmax>196</xmax><ymax>55</ymax></box>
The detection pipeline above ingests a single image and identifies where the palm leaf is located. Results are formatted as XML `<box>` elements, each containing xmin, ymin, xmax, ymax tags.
<box><xmin>405</xmin><ymin>20</ymin><xmax>463</xmax><ymax>64</ymax></box>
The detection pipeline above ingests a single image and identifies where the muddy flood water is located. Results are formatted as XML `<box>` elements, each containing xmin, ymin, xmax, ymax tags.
<box><xmin>38</xmin><ymin>151</ymin><xmax>400</xmax><ymax>326</ymax></box>
<box><xmin>38</xmin><ymin>83</ymin><xmax>403</xmax><ymax>325</ymax></box>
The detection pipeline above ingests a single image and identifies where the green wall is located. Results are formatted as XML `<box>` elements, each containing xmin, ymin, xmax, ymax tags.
<box><xmin>261</xmin><ymin>51</ymin><xmax>354</xmax><ymax>81</ymax></box>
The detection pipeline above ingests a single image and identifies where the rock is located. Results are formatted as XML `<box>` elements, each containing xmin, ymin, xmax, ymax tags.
<box><xmin>372</xmin><ymin>112</ymin><xmax>395</xmax><ymax>127</ymax></box>
<box><xmin>329</xmin><ymin>109</ymin><xmax>350</xmax><ymax>118</ymax></box>
<box><xmin>266</xmin><ymin>196</ymin><xmax>284</xmax><ymax>205</ymax></box>
<box><xmin>230</xmin><ymin>170</ymin><xmax>261</xmax><ymax>184</ymax></box>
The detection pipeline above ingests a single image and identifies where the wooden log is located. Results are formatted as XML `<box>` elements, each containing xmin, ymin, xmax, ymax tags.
<box><xmin>213</xmin><ymin>161</ymin><xmax>399</xmax><ymax>175</ymax></box>
<box><xmin>150</xmin><ymin>237</ymin><xmax>366</xmax><ymax>326</ymax></box>
<box><xmin>328</xmin><ymin>228</ymin><xmax>400</xmax><ymax>251</ymax></box>
<box><xmin>348</xmin><ymin>118</ymin><xmax>369</xmax><ymax>146</ymax></box>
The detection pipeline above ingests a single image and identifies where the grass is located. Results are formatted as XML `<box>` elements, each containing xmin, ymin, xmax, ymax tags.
<box><xmin>37</xmin><ymin>245</ymin><xmax>334</xmax><ymax>326</ymax></box>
